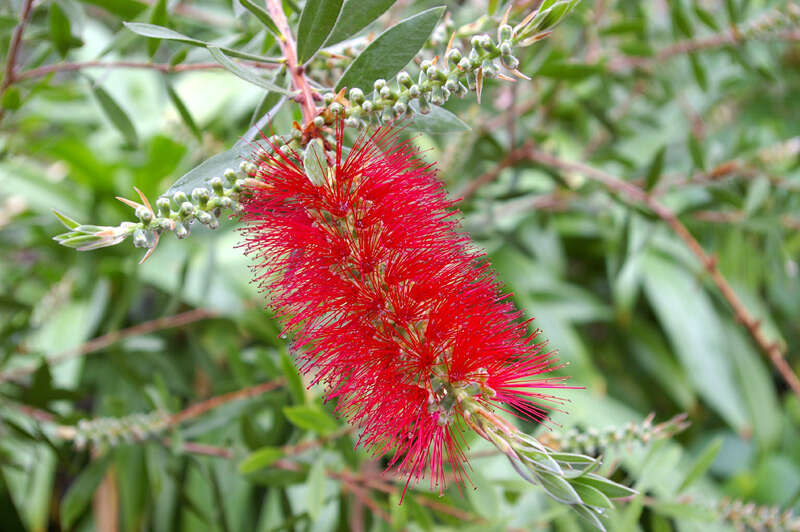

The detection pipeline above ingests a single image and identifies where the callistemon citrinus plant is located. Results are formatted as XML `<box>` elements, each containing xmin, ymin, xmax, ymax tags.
<box><xmin>240</xmin><ymin>124</ymin><xmax>634</xmax><ymax>526</ymax></box>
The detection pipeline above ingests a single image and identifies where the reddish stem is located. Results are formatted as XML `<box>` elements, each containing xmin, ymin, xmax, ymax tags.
<box><xmin>264</xmin><ymin>0</ymin><xmax>316</xmax><ymax>125</ymax></box>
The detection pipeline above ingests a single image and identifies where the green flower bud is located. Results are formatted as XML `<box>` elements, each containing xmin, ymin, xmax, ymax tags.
<box><xmin>458</xmin><ymin>57</ymin><xmax>472</xmax><ymax>71</ymax></box>
<box><xmin>446</xmin><ymin>48</ymin><xmax>462</xmax><ymax>65</ymax></box>
<box><xmin>156</xmin><ymin>197</ymin><xmax>171</xmax><ymax>217</ymax></box>
<box><xmin>397</xmin><ymin>71</ymin><xmax>412</xmax><ymax>88</ymax></box>
<box><xmin>172</xmin><ymin>191</ymin><xmax>189</xmax><ymax>207</ymax></box>
<box><xmin>348</xmin><ymin>87</ymin><xmax>365</xmax><ymax>104</ymax></box>
<box><xmin>209</xmin><ymin>177</ymin><xmax>224</xmax><ymax>195</ymax></box>
<box><xmin>499</xmin><ymin>24</ymin><xmax>513</xmax><ymax>41</ymax></box>
<box><xmin>322</xmin><ymin>92</ymin><xmax>335</xmax><ymax>105</ymax></box>
<box><xmin>329</xmin><ymin>102</ymin><xmax>344</xmax><ymax>115</ymax></box>
<box><xmin>393</xmin><ymin>101</ymin><xmax>407</xmax><ymax>116</ymax></box>
<box><xmin>313</xmin><ymin>115</ymin><xmax>325</xmax><ymax>128</ymax></box>
<box><xmin>223</xmin><ymin>169</ymin><xmax>237</xmax><ymax>183</ymax></box>
<box><xmin>179</xmin><ymin>201</ymin><xmax>195</xmax><ymax>217</ymax></box>
<box><xmin>135</xmin><ymin>206</ymin><xmax>152</xmax><ymax>225</ymax></box>
<box><xmin>344</xmin><ymin>117</ymin><xmax>360</xmax><ymax>128</ymax></box>
<box><xmin>408</xmin><ymin>84</ymin><xmax>421</xmax><ymax>98</ymax></box>
<box><xmin>220</xmin><ymin>197</ymin><xmax>233</xmax><ymax>209</ymax></box>
<box><xmin>500</xmin><ymin>41</ymin><xmax>512</xmax><ymax>56</ymax></box>
<box><xmin>132</xmin><ymin>229</ymin><xmax>149</xmax><ymax>248</ymax></box>
<box><xmin>361</xmin><ymin>100</ymin><xmax>374</xmax><ymax>114</ymax></box>
<box><xmin>379</xmin><ymin>85</ymin><xmax>393</xmax><ymax>100</ymax></box>
<box><xmin>191</xmin><ymin>187</ymin><xmax>210</xmax><ymax>205</ymax></box>
<box><xmin>373</xmin><ymin>78</ymin><xmax>386</xmax><ymax>91</ymax></box>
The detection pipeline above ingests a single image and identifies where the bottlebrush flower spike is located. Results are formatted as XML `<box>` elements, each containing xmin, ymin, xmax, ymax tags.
<box><xmin>240</xmin><ymin>124</ymin><xmax>634</xmax><ymax>528</ymax></box>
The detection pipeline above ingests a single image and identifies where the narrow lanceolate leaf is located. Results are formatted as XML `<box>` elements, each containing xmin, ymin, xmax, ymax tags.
<box><xmin>49</xmin><ymin>1</ymin><xmax>72</xmax><ymax>57</ymax></box>
<box><xmin>60</xmin><ymin>456</ymin><xmax>111</xmax><ymax>530</ymax></box>
<box><xmin>164</xmin><ymin>79</ymin><xmax>201</xmax><ymax>141</ymax></box>
<box><xmin>297</xmin><ymin>0</ymin><xmax>344</xmax><ymax>63</ymax></box>
<box><xmin>282</xmin><ymin>405</ymin><xmax>339</xmax><ymax>435</ymax></box>
<box><xmin>335</xmin><ymin>6</ymin><xmax>445</xmax><ymax>92</ymax></box>
<box><xmin>207</xmin><ymin>46</ymin><xmax>290</xmax><ymax>94</ymax></box>
<box><xmin>324</xmin><ymin>0</ymin><xmax>396</xmax><ymax>46</ymax></box>
<box><xmin>306</xmin><ymin>458</ymin><xmax>326</xmax><ymax>520</ymax></box>
<box><xmin>90</xmin><ymin>83</ymin><xmax>138</xmax><ymax>145</ymax></box>
<box><xmin>147</xmin><ymin>0</ymin><xmax>168</xmax><ymax>58</ymax></box>
<box><xmin>677</xmin><ymin>437</ymin><xmax>723</xmax><ymax>493</ymax></box>
<box><xmin>238</xmin><ymin>447</ymin><xmax>285</xmax><ymax>474</ymax></box>
<box><xmin>644</xmin><ymin>145</ymin><xmax>666</xmax><ymax>191</ymax></box>
<box><xmin>238</xmin><ymin>0</ymin><xmax>280</xmax><ymax>37</ymax></box>
<box><xmin>573</xmin><ymin>473</ymin><xmax>638</xmax><ymax>499</ymax></box>
<box><xmin>124</xmin><ymin>22</ymin><xmax>282</xmax><ymax>63</ymax></box>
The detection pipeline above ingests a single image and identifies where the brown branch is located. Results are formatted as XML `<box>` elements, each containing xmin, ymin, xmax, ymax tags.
<box><xmin>15</xmin><ymin>60</ymin><xmax>277</xmax><ymax>82</ymax></box>
<box><xmin>522</xmin><ymin>147</ymin><xmax>800</xmax><ymax>398</ymax></box>
<box><xmin>1</xmin><ymin>308</ymin><xmax>217</xmax><ymax>382</ymax></box>
<box><xmin>457</xmin><ymin>140</ymin><xmax>535</xmax><ymax>201</ymax></box>
<box><xmin>610</xmin><ymin>29</ymin><xmax>800</xmax><ymax>72</ymax></box>
<box><xmin>265</xmin><ymin>0</ymin><xmax>316</xmax><ymax>124</ymax></box>
<box><xmin>0</xmin><ymin>0</ymin><xmax>34</xmax><ymax>119</ymax></box>
<box><xmin>167</xmin><ymin>379</ymin><xmax>285</xmax><ymax>425</ymax></box>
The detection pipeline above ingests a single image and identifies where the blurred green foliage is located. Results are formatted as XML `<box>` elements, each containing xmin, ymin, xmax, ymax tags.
<box><xmin>1</xmin><ymin>0</ymin><xmax>800</xmax><ymax>530</ymax></box>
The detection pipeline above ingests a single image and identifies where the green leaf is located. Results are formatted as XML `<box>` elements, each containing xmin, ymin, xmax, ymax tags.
<box><xmin>124</xmin><ymin>22</ymin><xmax>281</xmax><ymax>63</ymax></box>
<box><xmin>283</xmin><ymin>405</ymin><xmax>339</xmax><ymax>435</ymax></box>
<box><xmin>164</xmin><ymin>79</ymin><xmax>201</xmax><ymax>142</ymax></box>
<box><xmin>325</xmin><ymin>0</ymin><xmax>396</xmax><ymax>46</ymax></box>
<box><xmin>297</xmin><ymin>0</ymin><xmax>344</xmax><ymax>63</ymax></box>
<box><xmin>644</xmin><ymin>145</ymin><xmax>666</xmax><ymax>191</ymax></box>
<box><xmin>306</xmin><ymin>458</ymin><xmax>326</xmax><ymax>520</ymax></box>
<box><xmin>693</xmin><ymin>2</ymin><xmax>720</xmax><ymax>31</ymax></box>
<box><xmin>239</xmin><ymin>446</ymin><xmax>285</xmax><ymax>474</ymax></box>
<box><xmin>407</xmin><ymin>103</ymin><xmax>471</xmax><ymax>134</ymax></box>
<box><xmin>688</xmin><ymin>134</ymin><xmax>706</xmax><ymax>171</ymax></box>
<box><xmin>465</xmin><ymin>468</ymin><xmax>499</xmax><ymax>518</ymax></box>
<box><xmin>678</xmin><ymin>437</ymin><xmax>723</xmax><ymax>493</ymax></box>
<box><xmin>238</xmin><ymin>0</ymin><xmax>280</xmax><ymax>37</ymax></box>
<box><xmin>642</xmin><ymin>254</ymin><xmax>749</xmax><ymax>430</ymax></box>
<box><xmin>303</xmin><ymin>138</ymin><xmax>328</xmax><ymax>186</ymax></box>
<box><xmin>688</xmin><ymin>53</ymin><xmax>707</xmax><ymax>91</ymax></box>
<box><xmin>279</xmin><ymin>352</ymin><xmax>306</xmax><ymax>405</ymax></box>
<box><xmin>89</xmin><ymin>82</ymin><xmax>138</xmax><ymax>145</ymax></box>
<box><xmin>207</xmin><ymin>46</ymin><xmax>289</xmax><ymax>94</ymax></box>
<box><xmin>670</xmin><ymin>2</ymin><xmax>693</xmax><ymax>37</ymax></box>
<box><xmin>60</xmin><ymin>456</ymin><xmax>110</xmax><ymax>530</ymax></box>
<box><xmin>53</xmin><ymin>209</ymin><xmax>81</xmax><ymax>230</ymax></box>
<box><xmin>1</xmin><ymin>86</ymin><xmax>22</xmax><ymax>110</ymax></box>
<box><xmin>536</xmin><ymin>470</ymin><xmax>582</xmax><ymax>504</ymax></box>
<box><xmin>147</xmin><ymin>0</ymin><xmax>168</xmax><ymax>58</ymax></box>
<box><xmin>572</xmin><ymin>473</ymin><xmax>636</xmax><ymax>499</ymax></box>
<box><xmin>744</xmin><ymin>176</ymin><xmax>770</xmax><ymax>214</ymax></box>
<box><xmin>573</xmin><ymin>483</ymin><xmax>613</xmax><ymax>509</ymax></box>
<box><xmin>335</xmin><ymin>6</ymin><xmax>445</xmax><ymax>92</ymax></box>
<box><xmin>49</xmin><ymin>2</ymin><xmax>72</xmax><ymax>57</ymax></box>
<box><xmin>77</xmin><ymin>0</ymin><xmax>147</xmax><ymax>19</ymax></box>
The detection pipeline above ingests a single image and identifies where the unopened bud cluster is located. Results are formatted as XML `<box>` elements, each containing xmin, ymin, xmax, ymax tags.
<box><xmin>539</xmin><ymin>413</ymin><xmax>690</xmax><ymax>455</ymax></box>
<box><xmin>317</xmin><ymin>22</ymin><xmax>529</xmax><ymax>129</ymax></box>
<box><xmin>718</xmin><ymin>498</ymin><xmax>800</xmax><ymax>531</ymax></box>
<box><xmin>55</xmin><ymin>163</ymin><xmax>253</xmax><ymax>252</ymax></box>
<box><xmin>60</xmin><ymin>410</ymin><xmax>170</xmax><ymax>450</ymax></box>
<box><xmin>742</xmin><ymin>1</ymin><xmax>800</xmax><ymax>38</ymax></box>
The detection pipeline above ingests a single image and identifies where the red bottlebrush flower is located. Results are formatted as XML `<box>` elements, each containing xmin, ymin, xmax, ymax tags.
<box><xmin>240</xmin><ymin>124</ymin><xmax>568</xmax><ymax>493</ymax></box>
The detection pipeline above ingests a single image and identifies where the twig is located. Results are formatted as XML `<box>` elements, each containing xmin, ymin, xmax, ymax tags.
<box><xmin>167</xmin><ymin>379</ymin><xmax>285</xmax><ymax>425</ymax></box>
<box><xmin>458</xmin><ymin>140</ymin><xmax>535</xmax><ymax>201</ymax></box>
<box><xmin>15</xmin><ymin>60</ymin><xmax>277</xmax><ymax>82</ymax></box>
<box><xmin>265</xmin><ymin>0</ymin><xmax>316</xmax><ymax>124</ymax></box>
<box><xmin>522</xmin><ymin>148</ymin><xmax>800</xmax><ymax>398</ymax></box>
<box><xmin>610</xmin><ymin>29</ymin><xmax>800</xmax><ymax>72</ymax></box>
<box><xmin>1</xmin><ymin>308</ymin><xmax>217</xmax><ymax>382</ymax></box>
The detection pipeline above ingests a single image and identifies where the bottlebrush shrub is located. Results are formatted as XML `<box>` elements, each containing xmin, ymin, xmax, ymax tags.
<box><xmin>239</xmin><ymin>123</ymin><xmax>634</xmax><ymax>526</ymax></box>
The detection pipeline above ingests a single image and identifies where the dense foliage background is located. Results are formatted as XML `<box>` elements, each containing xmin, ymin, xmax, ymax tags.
<box><xmin>2</xmin><ymin>0</ymin><xmax>800</xmax><ymax>530</ymax></box>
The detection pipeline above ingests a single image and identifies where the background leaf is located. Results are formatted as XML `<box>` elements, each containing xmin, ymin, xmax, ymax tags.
<box><xmin>335</xmin><ymin>6</ymin><xmax>445</xmax><ymax>92</ymax></box>
<box><xmin>296</xmin><ymin>0</ymin><xmax>344</xmax><ymax>63</ymax></box>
